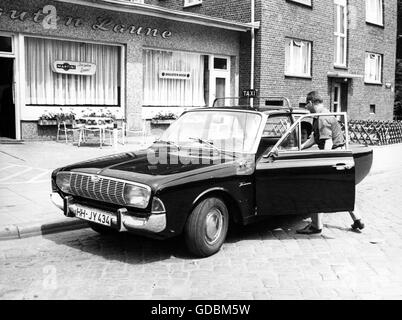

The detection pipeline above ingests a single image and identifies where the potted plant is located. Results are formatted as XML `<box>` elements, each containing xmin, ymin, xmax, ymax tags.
<box><xmin>38</xmin><ymin>109</ymin><xmax>76</xmax><ymax>125</ymax></box>
<box><xmin>150</xmin><ymin>112</ymin><xmax>178</xmax><ymax>124</ymax></box>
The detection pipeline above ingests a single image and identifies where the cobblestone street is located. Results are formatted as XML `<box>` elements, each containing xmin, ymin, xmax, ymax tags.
<box><xmin>1</xmin><ymin>145</ymin><xmax>402</xmax><ymax>300</ymax></box>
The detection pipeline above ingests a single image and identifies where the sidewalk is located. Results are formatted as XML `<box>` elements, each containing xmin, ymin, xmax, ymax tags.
<box><xmin>0</xmin><ymin>139</ymin><xmax>401</xmax><ymax>240</ymax></box>
<box><xmin>0</xmin><ymin>134</ymin><xmax>156</xmax><ymax>240</ymax></box>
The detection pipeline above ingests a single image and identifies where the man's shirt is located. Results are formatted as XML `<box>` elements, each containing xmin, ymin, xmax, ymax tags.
<box><xmin>312</xmin><ymin>116</ymin><xmax>345</xmax><ymax>150</ymax></box>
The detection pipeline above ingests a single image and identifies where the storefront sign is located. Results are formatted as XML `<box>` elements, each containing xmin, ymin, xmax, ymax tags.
<box><xmin>52</xmin><ymin>61</ymin><xmax>96</xmax><ymax>75</ymax></box>
<box><xmin>0</xmin><ymin>5</ymin><xmax>172</xmax><ymax>39</ymax></box>
<box><xmin>159</xmin><ymin>71</ymin><xmax>191</xmax><ymax>80</ymax></box>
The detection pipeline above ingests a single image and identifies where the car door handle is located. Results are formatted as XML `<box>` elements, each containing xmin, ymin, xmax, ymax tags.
<box><xmin>332</xmin><ymin>163</ymin><xmax>352</xmax><ymax>170</ymax></box>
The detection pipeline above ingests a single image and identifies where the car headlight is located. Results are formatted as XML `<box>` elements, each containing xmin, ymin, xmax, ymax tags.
<box><xmin>123</xmin><ymin>184</ymin><xmax>151</xmax><ymax>208</ymax></box>
<box><xmin>56</xmin><ymin>172</ymin><xmax>71</xmax><ymax>193</ymax></box>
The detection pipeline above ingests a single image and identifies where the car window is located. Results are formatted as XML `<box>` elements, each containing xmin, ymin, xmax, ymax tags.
<box><xmin>263</xmin><ymin>116</ymin><xmax>292</xmax><ymax>137</ymax></box>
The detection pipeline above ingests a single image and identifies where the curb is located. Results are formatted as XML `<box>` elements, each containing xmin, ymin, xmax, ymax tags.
<box><xmin>0</xmin><ymin>218</ymin><xmax>88</xmax><ymax>241</ymax></box>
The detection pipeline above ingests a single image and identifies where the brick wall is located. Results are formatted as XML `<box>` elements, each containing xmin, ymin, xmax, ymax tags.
<box><xmin>248</xmin><ymin>0</ymin><xmax>397</xmax><ymax>120</ymax></box>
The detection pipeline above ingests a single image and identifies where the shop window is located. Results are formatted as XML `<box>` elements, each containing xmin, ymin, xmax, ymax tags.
<box><xmin>287</xmin><ymin>0</ymin><xmax>312</xmax><ymax>7</ymax></box>
<box><xmin>334</xmin><ymin>0</ymin><xmax>347</xmax><ymax>67</ymax></box>
<box><xmin>370</xmin><ymin>104</ymin><xmax>376</xmax><ymax>114</ymax></box>
<box><xmin>366</xmin><ymin>0</ymin><xmax>383</xmax><ymax>26</ymax></box>
<box><xmin>285</xmin><ymin>38</ymin><xmax>312</xmax><ymax>77</ymax></box>
<box><xmin>25</xmin><ymin>37</ymin><xmax>120</xmax><ymax>106</ymax></box>
<box><xmin>365</xmin><ymin>52</ymin><xmax>382</xmax><ymax>84</ymax></box>
<box><xmin>0</xmin><ymin>36</ymin><xmax>12</xmax><ymax>53</ymax></box>
<box><xmin>143</xmin><ymin>49</ymin><xmax>206</xmax><ymax>107</ymax></box>
<box><xmin>184</xmin><ymin>0</ymin><xmax>202</xmax><ymax>8</ymax></box>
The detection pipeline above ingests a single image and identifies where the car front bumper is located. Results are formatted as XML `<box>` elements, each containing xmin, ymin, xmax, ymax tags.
<box><xmin>50</xmin><ymin>192</ymin><xmax>166</xmax><ymax>234</ymax></box>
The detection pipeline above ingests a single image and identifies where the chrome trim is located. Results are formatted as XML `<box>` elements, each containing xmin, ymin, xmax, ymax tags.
<box><xmin>56</xmin><ymin>171</ymin><xmax>151</xmax><ymax>209</ymax></box>
<box><xmin>50</xmin><ymin>192</ymin><xmax>64</xmax><ymax>211</ymax></box>
<box><xmin>67</xmin><ymin>203</ymin><xmax>166</xmax><ymax>234</ymax></box>
<box><xmin>269</xmin><ymin>112</ymin><xmax>349</xmax><ymax>154</ymax></box>
<box><xmin>65</xmin><ymin>171</ymin><xmax>152</xmax><ymax>192</ymax></box>
<box><xmin>121</xmin><ymin>212</ymin><xmax>166</xmax><ymax>233</ymax></box>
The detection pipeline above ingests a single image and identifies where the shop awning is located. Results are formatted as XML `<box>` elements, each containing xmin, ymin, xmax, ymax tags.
<box><xmin>54</xmin><ymin>0</ymin><xmax>260</xmax><ymax>32</ymax></box>
<box><xmin>327</xmin><ymin>71</ymin><xmax>363</xmax><ymax>79</ymax></box>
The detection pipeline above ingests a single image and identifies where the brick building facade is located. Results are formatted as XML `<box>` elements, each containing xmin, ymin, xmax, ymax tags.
<box><xmin>0</xmin><ymin>0</ymin><xmax>397</xmax><ymax>140</ymax></box>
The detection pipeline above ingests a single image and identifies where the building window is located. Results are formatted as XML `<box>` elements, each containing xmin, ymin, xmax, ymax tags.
<box><xmin>364</xmin><ymin>52</ymin><xmax>382</xmax><ymax>84</ymax></box>
<box><xmin>143</xmin><ymin>49</ymin><xmax>205</xmax><ymax>107</ymax></box>
<box><xmin>25</xmin><ymin>37</ymin><xmax>121</xmax><ymax>106</ymax></box>
<box><xmin>287</xmin><ymin>0</ymin><xmax>312</xmax><ymax>6</ymax></box>
<box><xmin>370</xmin><ymin>104</ymin><xmax>376</xmax><ymax>113</ymax></box>
<box><xmin>366</xmin><ymin>0</ymin><xmax>383</xmax><ymax>26</ymax></box>
<box><xmin>334</xmin><ymin>0</ymin><xmax>347</xmax><ymax>67</ymax></box>
<box><xmin>184</xmin><ymin>0</ymin><xmax>202</xmax><ymax>8</ymax></box>
<box><xmin>285</xmin><ymin>38</ymin><xmax>312</xmax><ymax>77</ymax></box>
<box><xmin>0</xmin><ymin>36</ymin><xmax>12</xmax><ymax>53</ymax></box>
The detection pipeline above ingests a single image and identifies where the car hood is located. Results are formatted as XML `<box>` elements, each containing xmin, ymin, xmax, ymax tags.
<box><xmin>60</xmin><ymin>147</ymin><xmax>242</xmax><ymax>190</ymax></box>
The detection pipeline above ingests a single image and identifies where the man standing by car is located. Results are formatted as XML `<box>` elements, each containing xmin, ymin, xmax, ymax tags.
<box><xmin>296</xmin><ymin>91</ymin><xmax>365</xmax><ymax>235</ymax></box>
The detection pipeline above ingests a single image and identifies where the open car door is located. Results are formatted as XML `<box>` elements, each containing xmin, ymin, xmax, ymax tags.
<box><xmin>255</xmin><ymin>112</ymin><xmax>355</xmax><ymax>216</ymax></box>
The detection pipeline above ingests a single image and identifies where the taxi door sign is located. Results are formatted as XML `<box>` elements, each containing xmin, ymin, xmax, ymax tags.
<box><xmin>242</xmin><ymin>89</ymin><xmax>257</xmax><ymax>97</ymax></box>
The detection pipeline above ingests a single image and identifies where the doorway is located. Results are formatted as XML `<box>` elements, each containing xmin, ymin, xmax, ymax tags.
<box><xmin>0</xmin><ymin>57</ymin><xmax>15</xmax><ymax>139</ymax></box>
<box><xmin>209</xmin><ymin>56</ymin><xmax>230</xmax><ymax>107</ymax></box>
<box><xmin>332</xmin><ymin>81</ymin><xmax>348</xmax><ymax>113</ymax></box>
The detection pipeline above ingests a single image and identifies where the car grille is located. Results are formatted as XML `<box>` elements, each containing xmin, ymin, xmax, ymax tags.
<box><xmin>69</xmin><ymin>173</ymin><xmax>126</xmax><ymax>206</ymax></box>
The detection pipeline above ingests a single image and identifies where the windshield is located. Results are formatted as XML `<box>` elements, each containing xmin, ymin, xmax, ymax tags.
<box><xmin>157</xmin><ymin>110</ymin><xmax>262</xmax><ymax>153</ymax></box>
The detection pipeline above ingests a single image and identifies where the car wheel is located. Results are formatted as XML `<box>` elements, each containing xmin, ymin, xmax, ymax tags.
<box><xmin>184</xmin><ymin>197</ymin><xmax>229</xmax><ymax>257</ymax></box>
<box><xmin>87</xmin><ymin>222</ymin><xmax>117</xmax><ymax>235</ymax></box>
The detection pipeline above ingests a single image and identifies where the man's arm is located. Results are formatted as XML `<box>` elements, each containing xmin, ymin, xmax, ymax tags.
<box><xmin>301</xmin><ymin>133</ymin><xmax>315</xmax><ymax>150</ymax></box>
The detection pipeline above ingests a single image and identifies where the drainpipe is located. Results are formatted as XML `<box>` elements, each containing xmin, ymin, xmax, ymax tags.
<box><xmin>250</xmin><ymin>0</ymin><xmax>255</xmax><ymax>107</ymax></box>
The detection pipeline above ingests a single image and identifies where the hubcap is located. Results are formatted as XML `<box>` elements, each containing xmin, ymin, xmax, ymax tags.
<box><xmin>205</xmin><ymin>208</ymin><xmax>224</xmax><ymax>245</ymax></box>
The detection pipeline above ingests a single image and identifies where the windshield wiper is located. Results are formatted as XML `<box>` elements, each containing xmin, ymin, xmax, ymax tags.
<box><xmin>188</xmin><ymin>137</ymin><xmax>221</xmax><ymax>153</ymax></box>
<box><xmin>153</xmin><ymin>139</ymin><xmax>181</xmax><ymax>150</ymax></box>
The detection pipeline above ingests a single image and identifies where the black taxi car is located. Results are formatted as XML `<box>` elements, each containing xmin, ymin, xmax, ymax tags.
<box><xmin>50</xmin><ymin>97</ymin><xmax>373</xmax><ymax>257</ymax></box>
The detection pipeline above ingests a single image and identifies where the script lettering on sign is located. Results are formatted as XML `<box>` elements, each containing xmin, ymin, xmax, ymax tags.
<box><xmin>0</xmin><ymin>5</ymin><xmax>172</xmax><ymax>39</ymax></box>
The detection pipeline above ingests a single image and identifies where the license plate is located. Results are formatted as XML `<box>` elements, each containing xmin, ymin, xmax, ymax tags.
<box><xmin>73</xmin><ymin>205</ymin><xmax>113</xmax><ymax>227</ymax></box>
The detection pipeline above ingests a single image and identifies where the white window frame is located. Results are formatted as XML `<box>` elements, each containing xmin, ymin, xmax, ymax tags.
<box><xmin>365</xmin><ymin>0</ymin><xmax>383</xmax><ymax>26</ymax></box>
<box><xmin>288</xmin><ymin>0</ymin><xmax>312</xmax><ymax>6</ymax></box>
<box><xmin>364</xmin><ymin>52</ymin><xmax>382</xmax><ymax>84</ymax></box>
<box><xmin>184</xmin><ymin>0</ymin><xmax>203</xmax><ymax>8</ymax></box>
<box><xmin>334</xmin><ymin>0</ymin><xmax>347</xmax><ymax>68</ymax></box>
<box><xmin>285</xmin><ymin>38</ymin><xmax>312</xmax><ymax>78</ymax></box>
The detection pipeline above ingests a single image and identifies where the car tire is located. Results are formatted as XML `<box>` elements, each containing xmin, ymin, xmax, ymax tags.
<box><xmin>184</xmin><ymin>197</ymin><xmax>229</xmax><ymax>257</ymax></box>
<box><xmin>87</xmin><ymin>222</ymin><xmax>117</xmax><ymax>235</ymax></box>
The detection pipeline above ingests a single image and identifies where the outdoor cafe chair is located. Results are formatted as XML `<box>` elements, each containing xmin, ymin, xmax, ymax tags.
<box><xmin>56</xmin><ymin>120</ymin><xmax>82</xmax><ymax>144</ymax></box>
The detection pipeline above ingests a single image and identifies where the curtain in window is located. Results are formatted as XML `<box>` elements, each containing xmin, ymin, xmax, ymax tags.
<box><xmin>143</xmin><ymin>49</ymin><xmax>205</xmax><ymax>107</ymax></box>
<box><xmin>285</xmin><ymin>39</ymin><xmax>311</xmax><ymax>76</ymax></box>
<box><xmin>365</xmin><ymin>53</ymin><xmax>381</xmax><ymax>82</ymax></box>
<box><xmin>366</xmin><ymin>0</ymin><xmax>383</xmax><ymax>24</ymax></box>
<box><xmin>25</xmin><ymin>37</ymin><xmax>119</xmax><ymax>105</ymax></box>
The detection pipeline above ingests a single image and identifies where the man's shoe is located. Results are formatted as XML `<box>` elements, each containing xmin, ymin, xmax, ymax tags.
<box><xmin>296</xmin><ymin>224</ymin><xmax>322</xmax><ymax>235</ymax></box>
<box><xmin>351</xmin><ymin>219</ymin><xmax>365</xmax><ymax>230</ymax></box>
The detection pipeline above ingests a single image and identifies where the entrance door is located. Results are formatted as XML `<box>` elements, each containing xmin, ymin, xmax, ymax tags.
<box><xmin>332</xmin><ymin>82</ymin><xmax>348</xmax><ymax>113</ymax></box>
<box><xmin>209</xmin><ymin>56</ymin><xmax>230</xmax><ymax>107</ymax></box>
<box><xmin>0</xmin><ymin>57</ymin><xmax>15</xmax><ymax>139</ymax></box>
